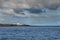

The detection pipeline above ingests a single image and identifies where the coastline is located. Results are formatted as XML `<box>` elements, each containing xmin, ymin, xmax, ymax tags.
<box><xmin>0</xmin><ymin>24</ymin><xmax>60</xmax><ymax>27</ymax></box>
<box><xmin>0</xmin><ymin>24</ymin><xmax>30</xmax><ymax>26</ymax></box>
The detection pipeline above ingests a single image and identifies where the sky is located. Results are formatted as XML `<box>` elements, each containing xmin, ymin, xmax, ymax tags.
<box><xmin>0</xmin><ymin>0</ymin><xmax>60</xmax><ymax>17</ymax></box>
<box><xmin>0</xmin><ymin>0</ymin><xmax>60</xmax><ymax>25</ymax></box>
<box><xmin>0</xmin><ymin>0</ymin><xmax>60</xmax><ymax>9</ymax></box>
<box><xmin>0</xmin><ymin>0</ymin><xmax>60</xmax><ymax>16</ymax></box>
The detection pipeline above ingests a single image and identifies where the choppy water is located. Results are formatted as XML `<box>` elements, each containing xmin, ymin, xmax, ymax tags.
<box><xmin>0</xmin><ymin>27</ymin><xmax>60</xmax><ymax>40</ymax></box>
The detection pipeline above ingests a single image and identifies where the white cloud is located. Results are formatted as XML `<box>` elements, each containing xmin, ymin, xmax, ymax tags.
<box><xmin>0</xmin><ymin>0</ymin><xmax>60</xmax><ymax>17</ymax></box>
<box><xmin>0</xmin><ymin>0</ymin><xmax>60</xmax><ymax>9</ymax></box>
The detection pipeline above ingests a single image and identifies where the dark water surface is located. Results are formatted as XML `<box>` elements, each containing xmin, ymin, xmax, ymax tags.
<box><xmin>0</xmin><ymin>26</ymin><xmax>60</xmax><ymax>40</ymax></box>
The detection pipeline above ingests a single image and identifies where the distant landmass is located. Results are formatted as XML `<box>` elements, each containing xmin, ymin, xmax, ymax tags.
<box><xmin>0</xmin><ymin>24</ymin><xmax>30</xmax><ymax>26</ymax></box>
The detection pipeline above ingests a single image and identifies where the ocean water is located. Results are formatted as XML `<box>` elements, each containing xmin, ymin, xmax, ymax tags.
<box><xmin>0</xmin><ymin>27</ymin><xmax>60</xmax><ymax>40</ymax></box>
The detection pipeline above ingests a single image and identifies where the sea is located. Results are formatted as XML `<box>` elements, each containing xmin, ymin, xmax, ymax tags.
<box><xmin>0</xmin><ymin>27</ymin><xmax>60</xmax><ymax>40</ymax></box>
<box><xmin>0</xmin><ymin>8</ymin><xmax>60</xmax><ymax>40</ymax></box>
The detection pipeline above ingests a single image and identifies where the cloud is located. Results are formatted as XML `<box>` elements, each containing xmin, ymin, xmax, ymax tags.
<box><xmin>0</xmin><ymin>0</ymin><xmax>60</xmax><ymax>9</ymax></box>
<box><xmin>0</xmin><ymin>8</ymin><xmax>40</xmax><ymax>17</ymax></box>
<box><xmin>0</xmin><ymin>0</ymin><xmax>60</xmax><ymax>18</ymax></box>
<box><xmin>0</xmin><ymin>8</ymin><xmax>60</xmax><ymax>18</ymax></box>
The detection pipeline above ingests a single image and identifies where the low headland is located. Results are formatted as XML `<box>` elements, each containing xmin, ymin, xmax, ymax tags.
<box><xmin>0</xmin><ymin>24</ymin><xmax>60</xmax><ymax>27</ymax></box>
<box><xmin>0</xmin><ymin>24</ymin><xmax>30</xmax><ymax>26</ymax></box>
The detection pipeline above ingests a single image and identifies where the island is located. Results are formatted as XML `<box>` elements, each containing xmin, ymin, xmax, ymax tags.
<box><xmin>0</xmin><ymin>24</ymin><xmax>30</xmax><ymax>26</ymax></box>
